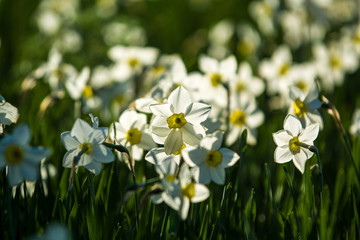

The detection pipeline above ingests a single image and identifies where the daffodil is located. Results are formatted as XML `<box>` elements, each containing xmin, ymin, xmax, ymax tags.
<box><xmin>150</xmin><ymin>86</ymin><xmax>211</xmax><ymax>155</ymax></box>
<box><xmin>61</xmin><ymin>117</ymin><xmax>114</xmax><ymax>174</ymax></box>
<box><xmin>0</xmin><ymin>95</ymin><xmax>19</xmax><ymax>134</ymax></box>
<box><xmin>162</xmin><ymin>164</ymin><xmax>210</xmax><ymax>220</ymax></box>
<box><xmin>109</xmin><ymin>109</ymin><xmax>156</xmax><ymax>161</ymax></box>
<box><xmin>227</xmin><ymin>94</ymin><xmax>264</xmax><ymax>146</ymax></box>
<box><xmin>272</xmin><ymin>114</ymin><xmax>320</xmax><ymax>173</ymax></box>
<box><xmin>350</xmin><ymin>108</ymin><xmax>360</xmax><ymax>137</ymax></box>
<box><xmin>0</xmin><ymin>125</ymin><xmax>50</xmax><ymax>186</ymax></box>
<box><xmin>182</xmin><ymin>131</ymin><xmax>240</xmax><ymax>184</ymax></box>
<box><xmin>288</xmin><ymin>81</ymin><xmax>323</xmax><ymax>129</ymax></box>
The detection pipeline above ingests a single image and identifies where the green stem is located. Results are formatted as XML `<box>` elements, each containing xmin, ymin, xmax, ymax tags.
<box><xmin>86</xmin><ymin>171</ymin><xmax>96</xmax><ymax>210</ymax></box>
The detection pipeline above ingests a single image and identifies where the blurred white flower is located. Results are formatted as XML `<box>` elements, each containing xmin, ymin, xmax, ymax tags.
<box><xmin>227</xmin><ymin>94</ymin><xmax>264</xmax><ymax>146</ymax></box>
<box><xmin>249</xmin><ymin>0</ymin><xmax>279</xmax><ymax>36</ymax></box>
<box><xmin>0</xmin><ymin>125</ymin><xmax>50</xmax><ymax>186</ymax></box>
<box><xmin>61</xmin><ymin>118</ymin><xmax>114</xmax><ymax>174</ymax></box>
<box><xmin>182</xmin><ymin>131</ymin><xmax>239</xmax><ymax>184</ymax></box>
<box><xmin>109</xmin><ymin>109</ymin><xmax>156</xmax><ymax>161</ymax></box>
<box><xmin>273</xmin><ymin>114</ymin><xmax>319</xmax><ymax>173</ymax></box>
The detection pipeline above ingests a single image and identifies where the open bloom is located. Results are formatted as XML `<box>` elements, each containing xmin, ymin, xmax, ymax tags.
<box><xmin>182</xmin><ymin>131</ymin><xmax>240</xmax><ymax>184</ymax></box>
<box><xmin>150</xmin><ymin>86</ymin><xmax>211</xmax><ymax>155</ymax></box>
<box><xmin>109</xmin><ymin>109</ymin><xmax>156</xmax><ymax>161</ymax></box>
<box><xmin>273</xmin><ymin>114</ymin><xmax>319</xmax><ymax>173</ymax></box>
<box><xmin>61</xmin><ymin>118</ymin><xmax>114</xmax><ymax>174</ymax></box>
<box><xmin>162</xmin><ymin>164</ymin><xmax>210</xmax><ymax>220</ymax></box>
<box><xmin>288</xmin><ymin>81</ymin><xmax>323</xmax><ymax>129</ymax></box>
<box><xmin>0</xmin><ymin>125</ymin><xmax>50</xmax><ymax>186</ymax></box>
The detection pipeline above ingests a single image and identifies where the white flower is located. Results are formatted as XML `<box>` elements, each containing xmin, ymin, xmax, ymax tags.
<box><xmin>64</xmin><ymin>66</ymin><xmax>92</xmax><ymax>100</ymax></box>
<box><xmin>61</xmin><ymin>118</ymin><xmax>114</xmax><ymax>174</ymax></box>
<box><xmin>272</xmin><ymin>114</ymin><xmax>319</xmax><ymax>173</ymax></box>
<box><xmin>230</xmin><ymin>62</ymin><xmax>265</xmax><ymax>99</ymax></box>
<box><xmin>227</xmin><ymin>94</ymin><xmax>264</xmax><ymax>146</ymax></box>
<box><xmin>350</xmin><ymin>108</ymin><xmax>360</xmax><ymax>137</ymax></box>
<box><xmin>109</xmin><ymin>109</ymin><xmax>156</xmax><ymax>161</ymax></box>
<box><xmin>108</xmin><ymin>45</ymin><xmax>159</xmax><ymax>82</ymax></box>
<box><xmin>0</xmin><ymin>125</ymin><xmax>50</xmax><ymax>186</ymax></box>
<box><xmin>288</xmin><ymin>82</ymin><xmax>323</xmax><ymax>129</ymax></box>
<box><xmin>162</xmin><ymin>164</ymin><xmax>210</xmax><ymax>220</ymax></box>
<box><xmin>150</xmin><ymin>86</ymin><xmax>211</xmax><ymax>155</ymax></box>
<box><xmin>0</xmin><ymin>95</ymin><xmax>19</xmax><ymax>134</ymax></box>
<box><xmin>182</xmin><ymin>131</ymin><xmax>240</xmax><ymax>184</ymax></box>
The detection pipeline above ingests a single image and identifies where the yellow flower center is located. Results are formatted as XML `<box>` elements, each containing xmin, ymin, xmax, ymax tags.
<box><xmin>174</xmin><ymin>144</ymin><xmax>186</xmax><ymax>155</ymax></box>
<box><xmin>205</xmin><ymin>150</ymin><xmax>223</xmax><ymax>167</ymax></box>
<box><xmin>210</xmin><ymin>73</ymin><xmax>222</xmax><ymax>87</ymax></box>
<box><xmin>229</xmin><ymin>109</ymin><xmax>247</xmax><ymax>126</ymax></box>
<box><xmin>236</xmin><ymin>81</ymin><xmax>246</xmax><ymax>92</ymax></box>
<box><xmin>330</xmin><ymin>55</ymin><xmax>342</xmax><ymax>69</ymax></box>
<box><xmin>165</xmin><ymin>174</ymin><xmax>176</xmax><ymax>183</ymax></box>
<box><xmin>182</xmin><ymin>182</ymin><xmax>195</xmax><ymax>200</ymax></box>
<box><xmin>293</xmin><ymin>98</ymin><xmax>307</xmax><ymax>118</ymax></box>
<box><xmin>295</xmin><ymin>80</ymin><xmax>306</xmax><ymax>92</ymax></box>
<box><xmin>126</xmin><ymin>128</ymin><xmax>142</xmax><ymax>145</ymax></box>
<box><xmin>4</xmin><ymin>144</ymin><xmax>24</xmax><ymax>165</ymax></box>
<box><xmin>82</xmin><ymin>85</ymin><xmax>93</xmax><ymax>99</ymax></box>
<box><xmin>289</xmin><ymin>137</ymin><xmax>300</xmax><ymax>154</ymax></box>
<box><xmin>128</xmin><ymin>58</ymin><xmax>140</xmax><ymax>68</ymax></box>
<box><xmin>80</xmin><ymin>142</ymin><xmax>92</xmax><ymax>155</ymax></box>
<box><xmin>167</xmin><ymin>113</ymin><xmax>187</xmax><ymax>129</ymax></box>
<box><xmin>279</xmin><ymin>64</ymin><xmax>289</xmax><ymax>76</ymax></box>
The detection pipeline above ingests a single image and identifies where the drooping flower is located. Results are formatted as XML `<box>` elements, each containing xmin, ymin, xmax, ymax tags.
<box><xmin>109</xmin><ymin>109</ymin><xmax>156</xmax><ymax>161</ymax></box>
<box><xmin>61</xmin><ymin>117</ymin><xmax>114</xmax><ymax>174</ymax></box>
<box><xmin>182</xmin><ymin>131</ymin><xmax>240</xmax><ymax>184</ymax></box>
<box><xmin>0</xmin><ymin>125</ymin><xmax>50</xmax><ymax>186</ymax></box>
<box><xmin>272</xmin><ymin>114</ymin><xmax>320</xmax><ymax>173</ymax></box>
<box><xmin>150</xmin><ymin>86</ymin><xmax>211</xmax><ymax>155</ymax></box>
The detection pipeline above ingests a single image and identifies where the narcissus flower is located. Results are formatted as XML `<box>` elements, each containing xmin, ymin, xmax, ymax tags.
<box><xmin>350</xmin><ymin>108</ymin><xmax>360</xmax><ymax>137</ymax></box>
<box><xmin>162</xmin><ymin>164</ymin><xmax>210</xmax><ymax>220</ymax></box>
<box><xmin>0</xmin><ymin>125</ymin><xmax>50</xmax><ymax>186</ymax></box>
<box><xmin>182</xmin><ymin>131</ymin><xmax>240</xmax><ymax>184</ymax></box>
<box><xmin>61</xmin><ymin>117</ymin><xmax>114</xmax><ymax>174</ymax></box>
<box><xmin>288</xmin><ymin>81</ymin><xmax>323</xmax><ymax>129</ymax></box>
<box><xmin>273</xmin><ymin>114</ymin><xmax>319</xmax><ymax>173</ymax></box>
<box><xmin>150</xmin><ymin>86</ymin><xmax>211</xmax><ymax>155</ymax></box>
<box><xmin>109</xmin><ymin>109</ymin><xmax>156</xmax><ymax>161</ymax></box>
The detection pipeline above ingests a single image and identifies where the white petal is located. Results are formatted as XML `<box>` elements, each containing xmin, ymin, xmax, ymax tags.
<box><xmin>192</xmin><ymin>184</ymin><xmax>210</xmax><ymax>203</ymax></box>
<box><xmin>225</xmin><ymin>126</ymin><xmax>242</xmax><ymax>146</ymax></box>
<box><xmin>209</xmin><ymin>167</ymin><xmax>225</xmax><ymax>185</ymax></box>
<box><xmin>180</xmin><ymin>197</ymin><xmax>190</xmax><ymax>220</ymax></box>
<box><xmin>219</xmin><ymin>148</ymin><xmax>240</xmax><ymax>167</ymax></box>
<box><xmin>164</xmin><ymin>129</ymin><xmax>183</xmax><ymax>155</ymax></box>
<box><xmin>283</xmin><ymin>115</ymin><xmax>302</xmax><ymax>136</ymax></box>
<box><xmin>246</xmin><ymin>111</ymin><xmax>264</xmax><ymax>128</ymax></box>
<box><xmin>199</xmin><ymin>55</ymin><xmax>219</xmax><ymax>73</ymax></box>
<box><xmin>138</xmin><ymin>132</ymin><xmax>157</xmax><ymax>150</ymax></box>
<box><xmin>182</xmin><ymin>148</ymin><xmax>207</xmax><ymax>167</ymax></box>
<box><xmin>151</xmin><ymin>116</ymin><xmax>171</xmax><ymax>137</ymax></box>
<box><xmin>299</xmin><ymin>123</ymin><xmax>319</xmax><ymax>144</ymax></box>
<box><xmin>182</xmin><ymin>123</ymin><xmax>203</xmax><ymax>146</ymax></box>
<box><xmin>306</xmin><ymin>111</ymin><xmax>323</xmax><ymax>129</ymax></box>
<box><xmin>91</xmin><ymin>144</ymin><xmax>115</xmax><ymax>163</ymax></box>
<box><xmin>21</xmin><ymin>162</ymin><xmax>38</xmax><ymax>181</ymax></box>
<box><xmin>184</xmin><ymin>103</ymin><xmax>211</xmax><ymax>124</ymax></box>
<box><xmin>220</xmin><ymin>55</ymin><xmax>237</xmax><ymax>79</ymax></box>
<box><xmin>23</xmin><ymin>146</ymin><xmax>50</xmax><ymax>164</ymax></box>
<box><xmin>198</xmin><ymin>163</ymin><xmax>211</xmax><ymax>184</ymax></box>
<box><xmin>7</xmin><ymin>165</ymin><xmax>23</xmax><ymax>186</ymax></box>
<box><xmin>61</xmin><ymin>131</ymin><xmax>80</xmax><ymax>150</ymax></box>
<box><xmin>149</xmin><ymin>103</ymin><xmax>173</xmax><ymax>117</ymax></box>
<box><xmin>84</xmin><ymin>161</ymin><xmax>102</xmax><ymax>175</ymax></box>
<box><xmin>200</xmin><ymin>131</ymin><xmax>223</xmax><ymax>151</ymax></box>
<box><xmin>168</xmin><ymin>86</ymin><xmax>192</xmax><ymax>113</ymax></box>
<box><xmin>71</xmin><ymin>119</ymin><xmax>93</xmax><ymax>143</ymax></box>
<box><xmin>273</xmin><ymin>130</ymin><xmax>292</xmax><ymax>147</ymax></box>
<box><xmin>304</xmin><ymin>81</ymin><xmax>320</xmax><ymax>103</ymax></box>
<box><xmin>274</xmin><ymin>146</ymin><xmax>293</xmax><ymax>164</ymax></box>
<box><xmin>89</xmin><ymin>128</ymin><xmax>108</xmax><ymax>144</ymax></box>
<box><xmin>63</xmin><ymin>149</ymin><xmax>77</xmax><ymax>168</ymax></box>
<box><xmin>12</xmin><ymin>125</ymin><xmax>30</xmax><ymax>146</ymax></box>
<box><xmin>135</xmin><ymin>97</ymin><xmax>157</xmax><ymax>113</ymax></box>
<box><xmin>293</xmin><ymin>149</ymin><xmax>310</xmax><ymax>174</ymax></box>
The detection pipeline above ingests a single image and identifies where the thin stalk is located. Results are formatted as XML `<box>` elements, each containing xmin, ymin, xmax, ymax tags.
<box><xmin>86</xmin><ymin>171</ymin><xmax>96</xmax><ymax>210</ymax></box>
<box><xmin>322</xmin><ymin>96</ymin><xmax>360</xmax><ymax>184</ymax></box>
<box><xmin>222</xmin><ymin>82</ymin><xmax>231</xmax><ymax>140</ymax></box>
